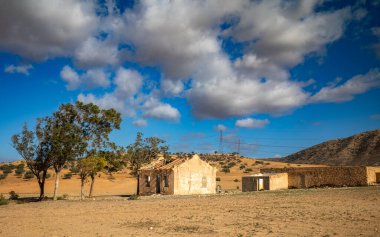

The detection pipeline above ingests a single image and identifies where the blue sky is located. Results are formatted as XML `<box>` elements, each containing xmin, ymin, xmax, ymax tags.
<box><xmin>1</xmin><ymin>0</ymin><xmax>380</xmax><ymax>162</ymax></box>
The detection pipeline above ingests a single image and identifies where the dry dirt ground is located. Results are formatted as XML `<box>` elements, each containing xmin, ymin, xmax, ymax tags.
<box><xmin>0</xmin><ymin>186</ymin><xmax>379</xmax><ymax>237</ymax></box>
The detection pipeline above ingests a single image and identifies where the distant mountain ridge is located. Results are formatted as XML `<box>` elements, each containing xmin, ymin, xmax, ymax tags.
<box><xmin>282</xmin><ymin>129</ymin><xmax>380</xmax><ymax>166</ymax></box>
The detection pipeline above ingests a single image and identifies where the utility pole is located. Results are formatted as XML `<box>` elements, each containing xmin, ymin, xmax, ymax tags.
<box><xmin>237</xmin><ymin>139</ymin><xmax>241</xmax><ymax>155</ymax></box>
<box><xmin>219</xmin><ymin>130</ymin><xmax>224</xmax><ymax>154</ymax></box>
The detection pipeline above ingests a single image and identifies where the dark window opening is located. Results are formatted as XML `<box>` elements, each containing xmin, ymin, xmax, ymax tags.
<box><xmin>164</xmin><ymin>175</ymin><xmax>169</xmax><ymax>187</ymax></box>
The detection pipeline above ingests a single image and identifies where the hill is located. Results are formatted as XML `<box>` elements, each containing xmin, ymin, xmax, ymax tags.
<box><xmin>282</xmin><ymin>129</ymin><xmax>380</xmax><ymax>166</ymax></box>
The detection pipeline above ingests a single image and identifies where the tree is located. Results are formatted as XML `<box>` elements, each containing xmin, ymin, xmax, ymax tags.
<box><xmin>49</xmin><ymin>102</ymin><xmax>121</xmax><ymax>200</ymax></box>
<box><xmin>11</xmin><ymin>123</ymin><xmax>54</xmax><ymax>200</ymax></box>
<box><xmin>77</xmin><ymin>156</ymin><xmax>107</xmax><ymax>200</ymax></box>
<box><xmin>127</xmin><ymin>132</ymin><xmax>169</xmax><ymax>195</ymax></box>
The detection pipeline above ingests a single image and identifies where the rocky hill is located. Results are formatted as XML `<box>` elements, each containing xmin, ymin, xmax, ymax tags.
<box><xmin>283</xmin><ymin>129</ymin><xmax>380</xmax><ymax>166</ymax></box>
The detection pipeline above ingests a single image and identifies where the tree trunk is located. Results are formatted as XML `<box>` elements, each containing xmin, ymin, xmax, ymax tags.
<box><xmin>89</xmin><ymin>175</ymin><xmax>95</xmax><ymax>198</ymax></box>
<box><xmin>81</xmin><ymin>179</ymin><xmax>85</xmax><ymax>201</ymax></box>
<box><xmin>53</xmin><ymin>169</ymin><xmax>61</xmax><ymax>201</ymax></box>
<box><xmin>38</xmin><ymin>180</ymin><xmax>45</xmax><ymax>200</ymax></box>
<box><xmin>136</xmin><ymin>175</ymin><xmax>140</xmax><ymax>195</ymax></box>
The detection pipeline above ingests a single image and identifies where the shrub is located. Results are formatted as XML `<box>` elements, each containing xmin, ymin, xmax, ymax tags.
<box><xmin>239</xmin><ymin>164</ymin><xmax>246</xmax><ymax>170</ymax></box>
<box><xmin>15</xmin><ymin>168</ymin><xmax>25</xmax><ymax>176</ymax></box>
<box><xmin>23</xmin><ymin>171</ymin><xmax>34</xmax><ymax>180</ymax></box>
<box><xmin>2</xmin><ymin>169</ymin><xmax>12</xmax><ymax>174</ymax></box>
<box><xmin>45</xmin><ymin>173</ymin><xmax>51</xmax><ymax>179</ymax></box>
<box><xmin>227</xmin><ymin>162</ymin><xmax>236</xmax><ymax>168</ymax></box>
<box><xmin>243</xmin><ymin>168</ymin><xmax>253</xmax><ymax>173</ymax></box>
<box><xmin>234</xmin><ymin>179</ymin><xmax>239</xmax><ymax>182</ymax></box>
<box><xmin>9</xmin><ymin>191</ymin><xmax>19</xmax><ymax>200</ymax></box>
<box><xmin>0</xmin><ymin>173</ymin><xmax>8</xmax><ymax>180</ymax></box>
<box><xmin>0</xmin><ymin>194</ymin><xmax>9</xmax><ymax>205</ymax></box>
<box><xmin>128</xmin><ymin>194</ymin><xmax>139</xmax><ymax>200</ymax></box>
<box><xmin>222</xmin><ymin>167</ymin><xmax>230</xmax><ymax>173</ymax></box>
<box><xmin>16</xmin><ymin>164</ymin><xmax>25</xmax><ymax>170</ymax></box>
<box><xmin>69</xmin><ymin>166</ymin><xmax>80</xmax><ymax>174</ymax></box>
<box><xmin>63</xmin><ymin>173</ymin><xmax>73</xmax><ymax>179</ymax></box>
<box><xmin>216</xmin><ymin>177</ymin><xmax>221</xmax><ymax>181</ymax></box>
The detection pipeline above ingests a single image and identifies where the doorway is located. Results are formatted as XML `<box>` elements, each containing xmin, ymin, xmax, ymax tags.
<box><xmin>376</xmin><ymin>173</ymin><xmax>380</xmax><ymax>183</ymax></box>
<box><xmin>156</xmin><ymin>175</ymin><xmax>161</xmax><ymax>193</ymax></box>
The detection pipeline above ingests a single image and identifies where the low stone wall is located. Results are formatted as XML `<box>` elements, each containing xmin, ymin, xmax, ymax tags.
<box><xmin>260</xmin><ymin>167</ymin><xmax>368</xmax><ymax>188</ymax></box>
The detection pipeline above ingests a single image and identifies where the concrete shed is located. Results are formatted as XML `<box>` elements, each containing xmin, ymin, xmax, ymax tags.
<box><xmin>242</xmin><ymin>173</ymin><xmax>288</xmax><ymax>192</ymax></box>
<box><xmin>139</xmin><ymin>154</ymin><xmax>217</xmax><ymax>195</ymax></box>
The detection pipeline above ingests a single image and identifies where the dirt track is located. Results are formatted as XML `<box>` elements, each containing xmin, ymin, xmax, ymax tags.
<box><xmin>0</xmin><ymin>186</ymin><xmax>379</xmax><ymax>237</ymax></box>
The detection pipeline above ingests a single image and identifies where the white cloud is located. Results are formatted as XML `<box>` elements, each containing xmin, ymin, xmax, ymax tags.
<box><xmin>60</xmin><ymin>65</ymin><xmax>80</xmax><ymax>90</ymax></box>
<box><xmin>132</xmin><ymin>118</ymin><xmax>148</xmax><ymax>127</ymax></box>
<box><xmin>0</xmin><ymin>0</ymin><xmax>98</xmax><ymax>60</ymax></box>
<box><xmin>4</xmin><ymin>64</ymin><xmax>33</xmax><ymax>75</ymax></box>
<box><xmin>60</xmin><ymin>65</ymin><xmax>110</xmax><ymax>90</ymax></box>
<box><xmin>114</xmin><ymin>68</ymin><xmax>143</xmax><ymax>99</ymax></box>
<box><xmin>236</xmin><ymin>118</ymin><xmax>269</xmax><ymax>128</ymax></box>
<box><xmin>310</xmin><ymin>69</ymin><xmax>380</xmax><ymax>103</ymax></box>
<box><xmin>142</xmin><ymin>98</ymin><xmax>180</xmax><ymax>122</ymax></box>
<box><xmin>74</xmin><ymin>37</ymin><xmax>120</xmax><ymax>68</ymax></box>
<box><xmin>161</xmin><ymin>79</ymin><xmax>184</xmax><ymax>97</ymax></box>
<box><xmin>372</xmin><ymin>27</ymin><xmax>380</xmax><ymax>58</ymax></box>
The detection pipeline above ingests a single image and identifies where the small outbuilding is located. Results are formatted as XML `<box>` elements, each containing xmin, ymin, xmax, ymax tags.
<box><xmin>138</xmin><ymin>154</ymin><xmax>217</xmax><ymax>195</ymax></box>
<box><xmin>242</xmin><ymin>173</ymin><xmax>288</xmax><ymax>192</ymax></box>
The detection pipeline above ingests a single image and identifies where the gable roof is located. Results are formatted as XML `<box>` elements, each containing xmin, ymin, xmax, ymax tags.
<box><xmin>140</xmin><ymin>154</ymin><xmax>203</xmax><ymax>171</ymax></box>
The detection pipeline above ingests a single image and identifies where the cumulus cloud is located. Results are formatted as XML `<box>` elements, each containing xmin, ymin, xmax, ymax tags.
<box><xmin>60</xmin><ymin>65</ymin><xmax>81</xmax><ymax>90</ymax></box>
<box><xmin>4</xmin><ymin>64</ymin><xmax>33</xmax><ymax>75</ymax></box>
<box><xmin>310</xmin><ymin>69</ymin><xmax>380</xmax><ymax>103</ymax></box>
<box><xmin>133</xmin><ymin>118</ymin><xmax>148</xmax><ymax>127</ymax></box>
<box><xmin>0</xmin><ymin>0</ymin><xmax>98</xmax><ymax>60</ymax></box>
<box><xmin>142</xmin><ymin>98</ymin><xmax>180</xmax><ymax>122</ymax></box>
<box><xmin>3</xmin><ymin>0</ymin><xmax>374</xmax><ymax>121</ymax></box>
<box><xmin>60</xmin><ymin>65</ymin><xmax>110</xmax><ymax>90</ymax></box>
<box><xmin>74</xmin><ymin>37</ymin><xmax>121</xmax><ymax>68</ymax></box>
<box><xmin>236</xmin><ymin>118</ymin><xmax>269</xmax><ymax>128</ymax></box>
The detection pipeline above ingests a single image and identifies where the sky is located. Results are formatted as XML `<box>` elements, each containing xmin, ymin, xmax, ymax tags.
<box><xmin>1</xmin><ymin>0</ymin><xmax>380</xmax><ymax>162</ymax></box>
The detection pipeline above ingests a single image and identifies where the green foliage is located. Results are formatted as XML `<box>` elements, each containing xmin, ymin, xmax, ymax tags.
<box><xmin>127</xmin><ymin>132</ymin><xmax>169</xmax><ymax>177</ymax></box>
<box><xmin>45</xmin><ymin>173</ymin><xmax>51</xmax><ymax>179</ymax></box>
<box><xmin>239</xmin><ymin>164</ymin><xmax>246</xmax><ymax>170</ymax></box>
<box><xmin>227</xmin><ymin>162</ymin><xmax>236</xmax><ymax>168</ymax></box>
<box><xmin>243</xmin><ymin>168</ymin><xmax>253</xmax><ymax>173</ymax></box>
<box><xmin>0</xmin><ymin>194</ymin><xmax>9</xmax><ymax>205</ymax></box>
<box><xmin>15</xmin><ymin>167</ymin><xmax>25</xmax><ymax>175</ymax></box>
<box><xmin>23</xmin><ymin>171</ymin><xmax>34</xmax><ymax>179</ymax></box>
<box><xmin>128</xmin><ymin>194</ymin><xmax>140</xmax><ymax>200</ymax></box>
<box><xmin>9</xmin><ymin>191</ymin><xmax>19</xmax><ymax>200</ymax></box>
<box><xmin>78</xmin><ymin>156</ymin><xmax>107</xmax><ymax>180</ymax></box>
<box><xmin>2</xmin><ymin>169</ymin><xmax>12</xmax><ymax>174</ymax></box>
<box><xmin>222</xmin><ymin>167</ymin><xmax>230</xmax><ymax>173</ymax></box>
<box><xmin>69</xmin><ymin>165</ymin><xmax>80</xmax><ymax>174</ymax></box>
<box><xmin>63</xmin><ymin>173</ymin><xmax>73</xmax><ymax>179</ymax></box>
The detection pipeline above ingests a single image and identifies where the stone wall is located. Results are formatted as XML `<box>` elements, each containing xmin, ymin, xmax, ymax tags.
<box><xmin>173</xmin><ymin>156</ymin><xmax>216</xmax><ymax>195</ymax></box>
<box><xmin>260</xmin><ymin>167</ymin><xmax>369</xmax><ymax>188</ymax></box>
<box><xmin>139</xmin><ymin>169</ymin><xmax>174</xmax><ymax>195</ymax></box>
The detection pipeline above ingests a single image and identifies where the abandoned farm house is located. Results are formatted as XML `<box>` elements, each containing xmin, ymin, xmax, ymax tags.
<box><xmin>242</xmin><ymin>166</ymin><xmax>380</xmax><ymax>192</ymax></box>
<box><xmin>139</xmin><ymin>154</ymin><xmax>217</xmax><ymax>195</ymax></box>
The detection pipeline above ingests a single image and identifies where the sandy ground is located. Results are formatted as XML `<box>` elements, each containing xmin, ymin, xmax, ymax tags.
<box><xmin>0</xmin><ymin>186</ymin><xmax>379</xmax><ymax>237</ymax></box>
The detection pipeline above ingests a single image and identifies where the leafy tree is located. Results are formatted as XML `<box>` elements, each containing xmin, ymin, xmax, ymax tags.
<box><xmin>77</xmin><ymin>157</ymin><xmax>107</xmax><ymax>200</ymax></box>
<box><xmin>12</xmin><ymin>123</ymin><xmax>54</xmax><ymax>200</ymax></box>
<box><xmin>127</xmin><ymin>132</ymin><xmax>169</xmax><ymax>195</ymax></box>
<box><xmin>47</xmin><ymin>101</ymin><xmax>121</xmax><ymax>200</ymax></box>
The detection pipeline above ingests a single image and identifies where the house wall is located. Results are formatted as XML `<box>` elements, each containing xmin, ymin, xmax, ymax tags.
<box><xmin>242</xmin><ymin>173</ymin><xmax>287</xmax><ymax>192</ymax></box>
<box><xmin>269</xmin><ymin>173</ymin><xmax>288</xmax><ymax>190</ymax></box>
<box><xmin>261</xmin><ymin>167</ymin><xmax>369</xmax><ymax>188</ymax></box>
<box><xmin>366</xmin><ymin>167</ymin><xmax>380</xmax><ymax>184</ymax></box>
<box><xmin>138</xmin><ymin>170</ymin><xmax>175</xmax><ymax>195</ymax></box>
<box><xmin>173</xmin><ymin>156</ymin><xmax>216</xmax><ymax>195</ymax></box>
